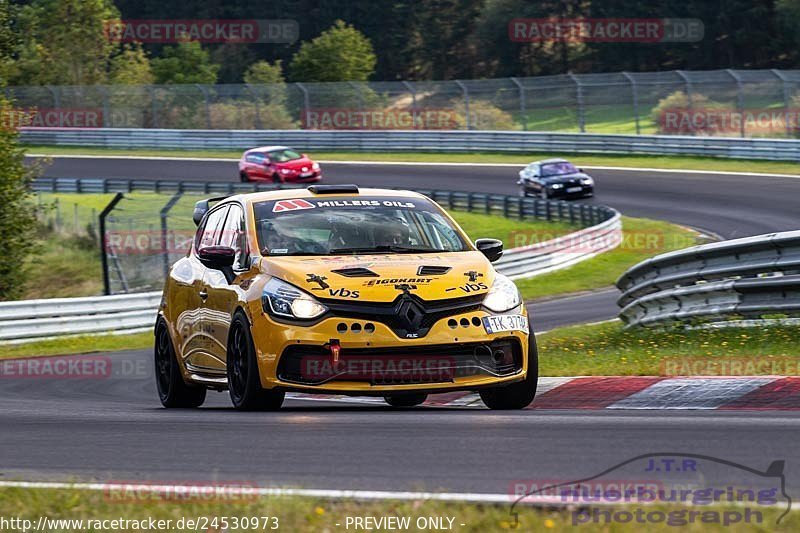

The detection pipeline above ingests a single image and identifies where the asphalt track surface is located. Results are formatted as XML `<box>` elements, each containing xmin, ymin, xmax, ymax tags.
<box><xmin>4</xmin><ymin>154</ymin><xmax>799</xmax><ymax>498</ymax></box>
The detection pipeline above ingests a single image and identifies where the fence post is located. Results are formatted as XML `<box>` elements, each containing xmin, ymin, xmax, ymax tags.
<box><xmin>726</xmin><ymin>69</ymin><xmax>745</xmax><ymax>138</ymax></box>
<box><xmin>402</xmin><ymin>81</ymin><xmax>417</xmax><ymax>128</ymax></box>
<box><xmin>100</xmin><ymin>193</ymin><xmax>125</xmax><ymax>296</ymax></box>
<box><xmin>100</xmin><ymin>86</ymin><xmax>111</xmax><ymax>127</ymax></box>
<box><xmin>160</xmin><ymin>192</ymin><xmax>184</xmax><ymax>281</ymax></box>
<box><xmin>350</xmin><ymin>82</ymin><xmax>364</xmax><ymax>111</ymax></box>
<box><xmin>510</xmin><ymin>77</ymin><xmax>526</xmax><ymax>131</ymax></box>
<box><xmin>568</xmin><ymin>73</ymin><xmax>585</xmax><ymax>132</ymax></box>
<box><xmin>245</xmin><ymin>84</ymin><xmax>262</xmax><ymax>129</ymax></box>
<box><xmin>148</xmin><ymin>86</ymin><xmax>159</xmax><ymax>128</ymax></box>
<box><xmin>675</xmin><ymin>70</ymin><xmax>693</xmax><ymax>135</ymax></box>
<box><xmin>455</xmin><ymin>80</ymin><xmax>470</xmax><ymax>130</ymax></box>
<box><xmin>772</xmin><ymin>69</ymin><xmax>792</xmax><ymax>138</ymax></box>
<box><xmin>296</xmin><ymin>83</ymin><xmax>310</xmax><ymax>129</ymax></box>
<box><xmin>196</xmin><ymin>84</ymin><xmax>212</xmax><ymax>128</ymax></box>
<box><xmin>622</xmin><ymin>72</ymin><xmax>640</xmax><ymax>135</ymax></box>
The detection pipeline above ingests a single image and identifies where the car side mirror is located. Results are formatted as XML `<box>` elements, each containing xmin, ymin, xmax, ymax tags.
<box><xmin>475</xmin><ymin>238</ymin><xmax>503</xmax><ymax>262</ymax></box>
<box><xmin>198</xmin><ymin>246</ymin><xmax>235</xmax><ymax>269</ymax></box>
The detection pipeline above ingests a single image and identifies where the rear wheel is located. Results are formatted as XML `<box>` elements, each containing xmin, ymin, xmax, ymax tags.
<box><xmin>239</xmin><ymin>171</ymin><xmax>249</xmax><ymax>182</ymax></box>
<box><xmin>384</xmin><ymin>393</ymin><xmax>428</xmax><ymax>407</ymax></box>
<box><xmin>480</xmin><ymin>324</ymin><xmax>538</xmax><ymax>410</ymax></box>
<box><xmin>271</xmin><ymin>172</ymin><xmax>283</xmax><ymax>184</ymax></box>
<box><xmin>154</xmin><ymin>318</ymin><xmax>206</xmax><ymax>408</ymax></box>
<box><xmin>227</xmin><ymin>312</ymin><xmax>285</xmax><ymax>411</ymax></box>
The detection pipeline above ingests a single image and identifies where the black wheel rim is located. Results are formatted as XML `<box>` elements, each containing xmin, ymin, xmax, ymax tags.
<box><xmin>155</xmin><ymin>325</ymin><xmax>172</xmax><ymax>395</ymax></box>
<box><xmin>229</xmin><ymin>323</ymin><xmax>248</xmax><ymax>402</ymax></box>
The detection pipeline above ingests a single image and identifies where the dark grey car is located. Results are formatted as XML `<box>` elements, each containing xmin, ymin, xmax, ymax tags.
<box><xmin>517</xmin><ymin>158</ymin><xmax>595</xmax><ymax>199</ymax></box>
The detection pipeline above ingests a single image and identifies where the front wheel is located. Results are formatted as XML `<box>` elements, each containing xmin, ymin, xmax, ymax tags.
<box><xmin>518</xmin><ymin>187</ymin><xmax>528</xmax><ymax>198</ymax></box>
<box><xmin>539</xmin><ymin>189</ymin><xmax>549</xmax><ymax>200</ymax></box>
<box><xmin>480</xmin><ymin>325</ymin><xmax>538</xmax><ymax>410</ymax></box>
<box><xmin>154</xmin><ymin>318</ymin><xmax>206</xmax><ymax>408</ymax></box>
<box><xmin>227</xmin><ymin>312</ymin><xmax>285</xmax><ymax>411</ymax></box>
<box><xmin>384</xmin><ymin>393</ymin><xmax>428</xmax><ymax>407</ymax></box>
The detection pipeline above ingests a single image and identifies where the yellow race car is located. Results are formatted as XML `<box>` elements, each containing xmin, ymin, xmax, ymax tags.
<box><xmin>155</xmin><ymin>185</ymin><xmax>537</xmax><ymax>410</ymax></box>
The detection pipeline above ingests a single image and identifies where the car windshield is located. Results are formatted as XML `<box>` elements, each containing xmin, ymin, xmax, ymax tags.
<box><xmin>266</xmin><ymin>149</ymin><xmax>302</xmax><ymax>162</ymax></box>
<box><xmin>253</xmin><ymin>196</ymin><xmax>468</xmax><ymax>256</ymax></box>
<box><xmin>540</xmin><ymin>161</ymin><xmax>578</xmax><ymax>177</ymax></box>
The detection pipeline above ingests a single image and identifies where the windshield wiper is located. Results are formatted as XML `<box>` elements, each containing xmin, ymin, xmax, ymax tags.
<box><xmin>328</xmin><ymin>245</ymin><xmax>448</xmax><ymax>255</ymax></box>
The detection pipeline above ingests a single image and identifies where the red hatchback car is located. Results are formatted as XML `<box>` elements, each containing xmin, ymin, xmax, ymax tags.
<box><xmin>238</xmin><ymin>146</ymin><xmax>322</xmax><ymax>183</ymax></box>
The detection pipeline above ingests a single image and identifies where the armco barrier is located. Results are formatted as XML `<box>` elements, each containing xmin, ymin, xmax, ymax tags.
<box><xmin>11</xmin><ymin>182</ymin><xmax>621</xmax><ymax>341</ymax></box>
<box><xmin>20</xmin><ymin>127</ymin><xmax>800</xmax><ymax>161</ymax></box>
<box><xmin>617</xmin><ymin>230</ymin><xmax>800</xmax><ymax>327</ymax></box>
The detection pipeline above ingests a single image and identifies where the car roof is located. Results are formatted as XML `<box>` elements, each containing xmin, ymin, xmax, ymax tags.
<box><xmin>224</xmin><ymin>187</ymin><xmax>428</xmax><ymax>206</ymax></box>
<box><xmin>532</xmin><ymin>158</ymin><xmax>570</xmax><ymax>164</ymax></box>
<box><xmin>245</xmin><ymin>145</ymin><xmax>292</xmax><ymax>153</ymax></box>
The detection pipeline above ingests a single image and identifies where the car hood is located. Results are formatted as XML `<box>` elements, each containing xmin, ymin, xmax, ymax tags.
<box><xmin>274</xmin><ymin>157</ymin><xmax>314</xmax><ymax>170</ymax></box>
<box><xmin>540</xmin><ymin>172</ymin><xmax>589</xmax><ymax>184</ymax></box>
<box><xmin>260</xmin><ymin>251</ymin><xmax>495</xmax><ymax>303</ymax></box>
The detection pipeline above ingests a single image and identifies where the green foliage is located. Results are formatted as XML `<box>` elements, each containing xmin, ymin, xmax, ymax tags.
<box><xmin>109</xmin><ymin>43</ymin><xmax>154</xmax><ymax>85</ymax></box>
<box><xmin>450</xmin><ymin>99</ymin><xmax>517</xmax><ymax>130</ymax></box>
<box><xmin>151</xmin><ymin>41</ymin><xmax>219</xmax><ymax>84</ymax></box>
<box><xmin>650</xmin><ymin>91</ymin><xmax>733</xmax><ymax>135</ymax></box>
<box><xmin>244</xmin><ymin>60</ymin><xmax>285</xmax><ymax>85</ymax></box>
<box><xmin>290</xmin><ymin>20</ymin><xmax>376</xmax><ymax>82</ymax></box>
<box><xmin>0</xmin><ymin>97</ymin><xmax>38</xmax><ymax>300</ymax></box>
<box><xmin>7</xmin><ymin>0</ymin><xmax>119</xmax><ymax>85</ymax></box>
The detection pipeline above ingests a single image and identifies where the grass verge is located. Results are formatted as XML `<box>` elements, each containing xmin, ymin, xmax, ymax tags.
<box><xmin>0</xmin><ymin>487</ymin><xmax>794</xmax><ymax>532</ymax></box>
<box><xmin>24</xmin><ymin>145</ymin><xmax>800</xmax><ymax>175</ymax></box>
<box><xmin>538</xmin><ymin>320</ymin><xmax>800</xmax><ymax>376</ymax></box>
<box><xmin>0</xmin><ymin>332</ymin><xmax>151</xmax><ymax>360</ymax></box>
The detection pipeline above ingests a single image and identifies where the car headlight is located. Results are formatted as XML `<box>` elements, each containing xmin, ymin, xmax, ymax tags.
<box><xmin>550</xmin><ymin>183</ymin><xmax>563</xmax><ymax>189</ymax></box>
<box><xmin>262</xmin><ymin>278</ymin><xmax>327</xmax><ymax>320</ymax></box>
<box><xmin>280</xmin><ymin>168</ymin><xmax>291</xmax><ymax>174</ymax></box>
<box><xmin>312</xmin><ymin>162</ymin><xmax>320</xmax><ymax>170</ymax></box>
<box><xmin>482</xmin><ymin>274</ymin><xmax>522</xmax><ymax>313</ymax></box>
<box><xmin>580</xmin><ymin>177</ymin><xmax>594</xmax><ymax>185</ymax></box>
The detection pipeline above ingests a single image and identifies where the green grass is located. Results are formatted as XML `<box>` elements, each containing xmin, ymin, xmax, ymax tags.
<box><xmin>1</xmin><ymin>487</ymin><xmax>796</xmax><ymax>532</ymax></box>
<box><xmin>515</xmin><ymin>216</ymin><xmax>701</xmax><ymax>301</ymax></box>
<box><xmin>22</xmin><ymin>232</ymin><xmax>103</xmax><ymax>299</ymax></box>
<box><xmin>0</xmin><ymin>332</ymin><xmax>151</xmax><ymax>360</ymax></box>
<box><xmin>24</xmin><ymin>144</ymin><xmax>800</xmax><ymax>175</ymax></box>
<box><xmin>452</xmin><ymin>210</ymin><xmax>576</xmax><ymax>244</ymax></box>
<box><xmin>538</xmin><ymin>320</ymin><xmax>800</xmax><ymax>376</ymax></box>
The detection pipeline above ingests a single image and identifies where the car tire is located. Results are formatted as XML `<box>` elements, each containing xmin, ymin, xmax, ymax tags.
<box><xmin>539</xmin><ymin>189</ymin><xmax>549</xmax><ymax>200</ymax></box>
<box><xmin>518</xmin><ymin>187</ymin><xmax>528</xmax><ymax>198</ymax></box>
<box><xmin>227</xmin><ymin>312</ymin><xmax>285</xmax><ymax>411</ymax></box>
<box><xmin>384</xmin><ymin>393</ymin><xmax>428</xmax><ymax>407</ymax></box>
<box><xmin>271</xmin><ymin>173</ymin><xmax>283</xmax><ymax>184</ymax></box>
<box><xmin>479</xmin><ymin>323</ymin><xmax>538</xmax><ymax>410</ymax></box>
<box><xmin>154</xmin><ymin>318</ymin><xmax>207</xmax><ymax>408</ymax></box>
<box><xmin>239</xmin><ymin>171</ymin><xmax>249</xmax><ymax>183</ymax></box>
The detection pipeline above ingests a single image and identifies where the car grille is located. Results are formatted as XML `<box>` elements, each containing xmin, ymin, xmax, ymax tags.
<box><xmin>277</xmin><ymin>339</ymin><xmax>522</xmax><ymax>386</ymax></box>
<box><xmin>319</xmin><ymin>293</ymin><xmax>485</xmax><ymax>338</ymax></box>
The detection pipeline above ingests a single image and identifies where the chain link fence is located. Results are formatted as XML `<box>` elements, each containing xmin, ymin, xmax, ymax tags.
<box><xmin>7</xmin><ymin>69</ymin><xmax>800</xmax><ymax>138</ymax></box>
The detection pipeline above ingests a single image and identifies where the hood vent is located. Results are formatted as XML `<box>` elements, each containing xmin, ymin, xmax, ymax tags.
<box><xmin>331</xmin><ymin>267</ymin><xmax>380</xmax><ymax>278</ymax></box>
<box><xmin>417</xmin><ymin>265</ymin><xmax>452</xmax><ymax>276</ymax></box>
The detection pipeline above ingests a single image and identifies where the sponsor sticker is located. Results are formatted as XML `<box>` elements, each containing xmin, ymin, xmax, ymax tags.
<box><xmin>272</xmin><ymin>199</ymin><xmax>316</xmax><ymax>213</ymax></box>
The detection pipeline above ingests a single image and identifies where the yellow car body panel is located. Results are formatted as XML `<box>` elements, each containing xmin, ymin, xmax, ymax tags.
<box><xmin>159</xmin><ymin>187</ymin><xmax>533</xmax><ymax>397</ymax></box>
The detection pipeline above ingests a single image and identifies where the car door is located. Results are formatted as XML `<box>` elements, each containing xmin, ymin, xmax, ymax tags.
<box><xmin>202</xmin><ymin>203</ymin><xmax>250</xmax><ymax>370</ymax></box>
<box><xmin>183</xmin><ymin>204</ymin><xmax>230</xmax><ymax>375</ymax></box>
<box><xmin>526</xmin><ymin>163</ymin><xmax>543</xmax><ymax>194</ymax></box>
<box><xmin>247</xmin><ymin>152</ymin><xmax>270</xmax><ymax>180</ymax></box>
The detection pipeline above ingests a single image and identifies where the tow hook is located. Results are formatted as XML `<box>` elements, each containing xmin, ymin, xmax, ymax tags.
<box><xmin>329</xmin><ymin>339</ymin><xmax>342</xmax><ymax>369</ymax></box>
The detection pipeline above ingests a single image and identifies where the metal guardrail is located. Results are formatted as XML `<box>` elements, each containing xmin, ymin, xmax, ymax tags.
<box><xmin>616</xmin><ymin>230</ymin><xmax>800</xmax><ymax>327</ymax></box>
<box><xmin>11</xmin><ymin>182</ymin><xmax>621</xmax><ymax>341</ymax></box>
<box><xmin>20</xmin><ymin>127</ymin><xmax>800</xmax><ymax>161</ymax></box>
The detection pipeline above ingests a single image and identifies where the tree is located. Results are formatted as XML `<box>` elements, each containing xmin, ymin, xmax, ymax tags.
<box><xmin>0</xmin><ymin>96</ymin><xmax>38</xmax><ymax>300</ymax></box>
<box><xmin>109</xmin><ymin>43</ymin><xmax>154</xmax><ymax>85</ymax></box>
<box><xmin>151</xmin><ymin>40</ymin><xmax>219</xmax><ymax>84</ymax></box>
<box><xmin>244</xmin><ymin>60</ymin><xmax>285</xmax><ymax>85</ymax></box>
<box><xmin>289</xmin><ymin>20</ymin><xmax>376</xmax><ymax>82</ymax></box>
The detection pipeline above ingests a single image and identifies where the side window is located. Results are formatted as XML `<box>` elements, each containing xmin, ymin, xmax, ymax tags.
<box><xmin>219</xmin><ymin>204</ymin><xmax>249</xmax><ymax>269</ymax></box>
<box><xmin>195</xmin><ymin>205</ymin><xmax>229</xmax><ymax>250</ymax></box>
<box><xmin>246</xmin><ymin>153</ymin><xmax>265</xmax><ymax>164</ymax></box>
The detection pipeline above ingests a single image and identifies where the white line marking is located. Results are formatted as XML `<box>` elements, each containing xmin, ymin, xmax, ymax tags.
<box><xmin>24</xmin><ymin>154</ymin><xmax>800</xmax><ymax>179</ymax></box>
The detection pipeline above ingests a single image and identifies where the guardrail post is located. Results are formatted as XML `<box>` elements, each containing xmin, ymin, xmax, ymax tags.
<box><xmin>455</xmin><ymin>80</ymin><xmax>470</xmax><ymax>130</ymax></box>
<box><xmin>727</xmin><ymin>69</ymin><xmax>745</xmax><ymax>138</ymax></box>
<box><xmin>99</xmin><ymin>193</ymin><xmax>124</xmax><ymax>296</ymax></box>
<box><xmin>568</xmin><ymin>74</ymin><xmax>585</xmax><ymax>133</ymax></box>
<box><xmin>510</xmin><ymin>77</ymin><xmax>526</xmax><ymax>131</ymax></box>
<box><xmin>160</xmin><ymin>192</ymin><xmax>183</xmax><ymax>280</ymax></box>
<box><xmin>622</xmin><ymin>72</ymin><xmax>640</xmax><ymax>135</ymax></box>
<box><xmin>772</xmin><ymin>69</ymin><xmax>792</xmax><ymax>137</ymax></box>
<box><xmin>296</xmin><ymin>82</ymin><xmax>310</xmax><ymax>129</ymax></box>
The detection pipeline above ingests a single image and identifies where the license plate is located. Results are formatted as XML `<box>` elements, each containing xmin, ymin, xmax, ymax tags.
<box><xmin>301</xmin><ymin>172</ymin><xmax>313</xmax><ymax>177</ymax></box>
<box><xmin>482</xmin><ymin>315</ymin><xmax>529</xmax><ymax>334</ymax></box>
<box><xmin>567</xmin><ymin>186</ymin><xmax>583</xmax><ymax>193</ymax></box>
